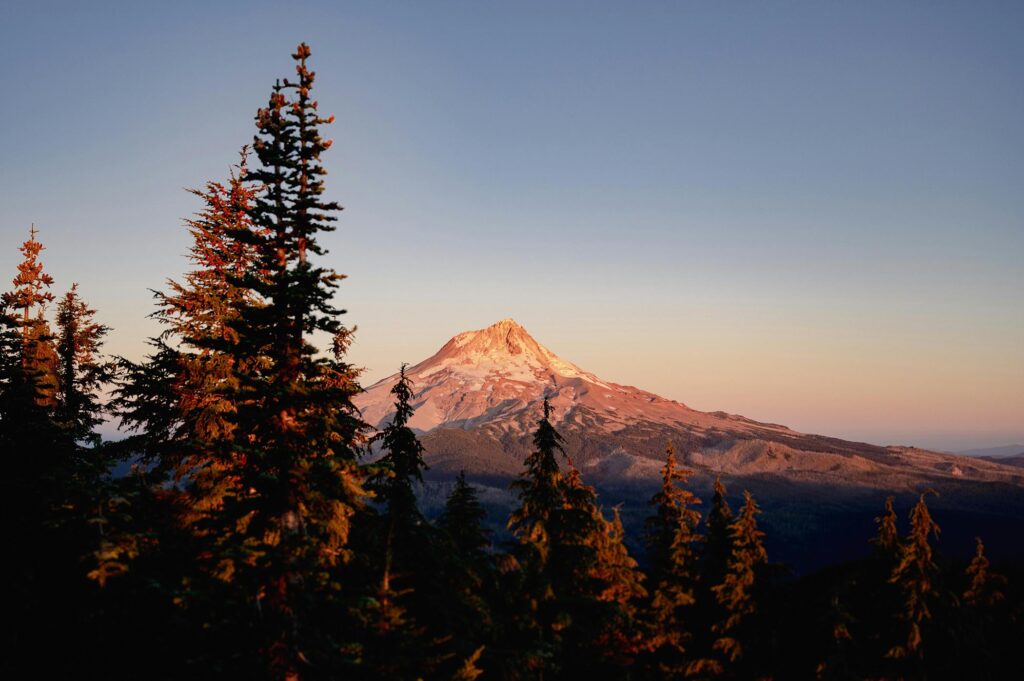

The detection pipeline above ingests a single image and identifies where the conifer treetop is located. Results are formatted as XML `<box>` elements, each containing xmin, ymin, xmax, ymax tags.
<box><xmin>963</xmin><ymin>536</ymin><xmax>1006</xmax><ymax>608</ymax></box>
<box><xmin>873</xmin><ymin>495</ymin><xmax>899</xmax><ymax>555</ymax></box>
<box><xmin>4</xmin><ymin>224</ymin><xmax>56</xmax><ymax>328</ymax></box>
<box><xmin>887</xmin><ymin>490</ymin><xmax>941</xmax><ymax>660</ymax></box>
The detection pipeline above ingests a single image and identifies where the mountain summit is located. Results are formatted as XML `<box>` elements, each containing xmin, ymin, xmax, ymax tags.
<box><xmin>358</xmin><ymin>317</ymin><xmax>610</xmax><ymax>433</ymax></box>
<box><xmin>357</xmin><ymin>319</ymin><xmax>1024</xmax><ymax>488</ymax></box>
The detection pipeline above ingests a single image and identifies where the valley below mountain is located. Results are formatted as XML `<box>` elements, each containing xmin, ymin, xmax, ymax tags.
<box><xmin>356</xmin><ymin>318</ymin><xmax>1024</xmax><ymax>571</ymax></box>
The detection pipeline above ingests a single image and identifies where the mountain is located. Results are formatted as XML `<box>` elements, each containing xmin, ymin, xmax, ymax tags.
<box><xmin>959</xmin><ymin>445</ymin><xmax>1024</xmax><ymax>459</ymax></box>
<box><xmin>357</xmin><ymin>318</ymin><xmax>1023</xmax><ymax>490</ymax></box>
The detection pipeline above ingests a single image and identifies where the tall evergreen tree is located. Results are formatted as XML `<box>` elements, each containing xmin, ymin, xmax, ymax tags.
<box><xmin>507</xmin><ymin>397</ymin><xmax>567</xmax><ymax>677</ymax></box>
<box><xmin>201</xmin><ymin>43</ymin><xmax>370</xmax><ymax>679</ymax></box>
<box><xmin>438</xmin><ymin>472</ymin><xmax>496</xmax><ymax>676</ymax></box>
<box><xmin>359</xmin><ymin>364</ymin><xmax>457</xmax><ymax>678</ymax></box>
<box><xmin>2</xmin><ymin>225</ymin><xmax>59</xmax><ymax>406</ymax></box>
<box><xmin>642</xmin><ymin>441</ymin><xmax>703</xmax><ymax>678</ymax></box>
<box><xmin>692</xmin><ymin>475</ymin><xmax>735</xmax><ymax>674</ymax></box>
<box><xmin>101</xmin><ymin>151</ymin><xmax>269</xmax><ymax>678</ymax></box>
<box><xmin>957</xmin><ymin>536</ymin><xmax>1011</xmax><ymax>680</ymax></box>
<box><xmin>887</xmin><ymin>491</ymin><xmax>941</xmax><ymax>664</ymax></box>
<box><xmin>703</xmin><ymin>476</ymin><xmax>734</xmax><ymax>588</ymax></box>
<box><xmin>590</xmin><ymin>503</ymin><xmax>647</xmax><ymax>671</ymax></box>
<box><xmin>712</xmin><ymin>491</ymin><xmax>768</xmax><ymax>675</ymax></box>
<box><xmin>111</xmin><ymin>45</ymin><xmax>369</xmax><ymax>679</ymax></box>
<box><xmin>556</xmin><ymin>459</ymin><xmax>645</xmax><ymax>676</ymax></box>
<box><xmin>114</xmin><ymin>149</ymin><xmax>264</xmax><ymax>474</ymax></box>
<box><xmin>508</xmin><ymin>401</ymin><xmax>645</xmax><ymax>679</ymax></box>
<box><xmin>1</xmin><ymin>230</ymin><xmax>116</xmax><ymax>677</ymax></box>
<box><xmin>54</xmin><ymin>284</ymin><xmax>111</xmax><ymax>446</ymax></box>
<box><xmin>440</xmin><ymin>472</ymin><xmax>491</xmax><ymax>558</ymax></box>
<box><xmin>369</xmin><ymin>364</ymin><xmax>428</xmax><ymax>524</ymax></box>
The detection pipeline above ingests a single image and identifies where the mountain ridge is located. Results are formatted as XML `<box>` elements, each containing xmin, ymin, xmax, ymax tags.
<box><xmin>356</xmin><ymin>319</ymin><xmax>1024</xmax><ymax>490</ymax></box>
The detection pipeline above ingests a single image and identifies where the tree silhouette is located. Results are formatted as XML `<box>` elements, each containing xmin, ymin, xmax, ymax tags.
<box><xmin>888</xmin><ymin>491</ymin><xmax>941</xmax><ymax>664</ymax></box>
<box><xmin>712</xmin><ymin>491</ymin><xmax>768</xmax><ymax>674</ymax></box>
<box><xmin>54</xmin><ymin>284</ymin><xmax>111</xmax><ymax>446</ymax></box>
<box><xmin>369</xmin><ymin>364</ymin><xmax>428</xmax><ymax>524</ymax></box>
<box><xmin>507</xmin><ymin>396</ymin><xmax>567</xmax><ymax>677</ymax></box>
<box><xmin>963</xmin><ymin>537</ymin><xmax>1005</xmax><ymax>609</ymax></box>
<box><xmin>3</xmin><ymin>225</ymin><xmax>59</xmax><ymax>406</ymax></box>
<box><xmin>189</xmin><ymin>43</ymin><xmax>369</xmax><ymax>678</ymax></box>
<box><xmin>643</xmin><ymin>442</ymin><xmax>703</xmax><ymax>677</ymax></box>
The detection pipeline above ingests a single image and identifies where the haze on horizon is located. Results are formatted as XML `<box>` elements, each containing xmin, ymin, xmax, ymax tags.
<box><xmin>1</xmin><ymin>1</ymin><xmax>1021</xmax><ymax>452</ymax></box>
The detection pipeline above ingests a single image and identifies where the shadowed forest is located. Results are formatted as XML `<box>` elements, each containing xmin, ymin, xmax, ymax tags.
<box><xmin>2</xmin><ymin>45</ymin><xmax>1021</xmax><ymax>680</ymax></box>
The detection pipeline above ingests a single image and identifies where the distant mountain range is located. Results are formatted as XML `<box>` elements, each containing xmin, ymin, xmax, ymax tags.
<box><xmin>357</xmin><ymin>318</ymin><xmax>1023</xmax><ymax>490</ymax></box>
<box><xmin>958</xmin><ymin>444</ymin><xmax>1024</xmax><ymax>459</ymax></box>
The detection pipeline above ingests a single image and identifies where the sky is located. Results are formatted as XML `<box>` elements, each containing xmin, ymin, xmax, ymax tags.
<box><xmin>1</xmin><ymin>1</ymin><xmax>1021</xmax><ymax>451</ymax></box>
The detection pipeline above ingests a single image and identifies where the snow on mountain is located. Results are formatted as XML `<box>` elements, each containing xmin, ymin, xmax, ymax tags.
<box><xmin>356</xmin><ymin>319</ymin><xmax>1024</xmax><ymax>489</ymax></box>
<box><xmin>359</xmin><ymin>318</ymin><xmax>783</xmax><ymax>437</ymax></box>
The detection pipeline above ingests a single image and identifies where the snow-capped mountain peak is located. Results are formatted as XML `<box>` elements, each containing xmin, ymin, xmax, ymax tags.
<box><xmin>358</xmin><ymin>318</ymin><xmax>613</xmax><ymax>432</ymax></box>
<box><xmin>355</xmin><ymin>318</ymin><xmax>1024</xmax><ymax>488</ymax></box>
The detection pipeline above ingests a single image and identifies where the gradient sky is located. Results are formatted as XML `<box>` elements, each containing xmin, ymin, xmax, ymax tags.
<box><xmin>1</xmin><ymin>1</ymin><xmax>1021</xmax><ymax>451</ymax></box>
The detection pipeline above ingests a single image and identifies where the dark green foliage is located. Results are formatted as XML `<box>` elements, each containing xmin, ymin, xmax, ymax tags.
<box><xmin>55</xmin><ymin>284</ymin><xmax>111</xmax><ymax>446</ymax></box>
<box><xmin>873</xmin><ymin>495</ymin><xmax>899</xmax><ymax>556</ymax></box>
<box><xmin>964</xmin><ymin>537</ymin><xmax>1005</xmax><ymax>609</ymax></box>
<box><xmin>441</xmin><ymin>471</ymin><xmax>491</xmax><ymax>557</ymax></box>
<box><xmin>0</xmin><ymin>231</ymin><xmax>114</xmax><ymax>678</ymax></box>
<box><xmin>192</xmin><ymin>44</ymin><xmax>370</xmax><ymax>678</ymax></box>
<box><xmin>438</xmin><ymin>472</ymin><xmax>496</xmax><ymax>673</ymax></box>
<box><xmin>507</xmin><ymin>400</ymin><xmax>645</xmax><ymax>679</ymax></box>
<box><xmin>507</xmin><ymin>397</ymin><xmax>569</xmax><ymax>677</ymax></box>
<box><xmin>704</xmin><ymin>477</ymin><xmax>734</xmax><ymax>583</ymax></box>
<box><xmin>888</xmin><ymin>491</ymin><xmax>942</xmax><ymax>663</ymax></box>
<box><xmin>642</xmin><ymin>442</ymin><xmax>703</xmax><ymax>678</ymax></box>
<box><xmin>712</xmin><ymin>491</ymin><xmax>768</xmax><ymax>676</ymax></box>
<box><xmin>369</xmin><ymin>364</ymin><xmax>428</xmax><ymax>523</ymax></box>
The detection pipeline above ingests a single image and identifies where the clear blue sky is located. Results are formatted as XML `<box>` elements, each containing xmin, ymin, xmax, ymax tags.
<box><xmin>1</xmin><ymin>1</ymin><xmax>1022</xmax><ymax>450</ymax></box>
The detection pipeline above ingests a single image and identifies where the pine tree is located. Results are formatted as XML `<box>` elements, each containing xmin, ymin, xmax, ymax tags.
<box><xmin>0</xmin><ymin>225</ymin><xmax>67</xmax><ymax>532</ymax></box>
<box><xmin>557</xmin><ymin>458</ymin><xmax>645</xmax><ymax>675</ymax></box>
<box><xmin>642</xmin><ymin>441</ymin><xmax>703</xmax><ymax>678</ymax></box>
<box><xmin>963</xmin><ymin>537</ymin><xmax>1005</xmax><ymax>609</ymax></box>
<box><xmin>3</xmin><ymin>225</ymin><xmax>55</xmax><ymax>342</ymax></box>
<box><xmin>440</xmin><ymin>471</ymin><xmax>491</xmax><ymax>559</ymax></box>
<box><xmin>507</xmin><ymin>396</ymin><xmax>567</xmax><ymax>678</ymax></box>
<box><xmin>704</xmin><ymin>476</ymin><xmax>735</xmax><ymax>588</ymax></box>
<box><xmin>203</xmin><ymin>43</ymin><xmax>370</xmax><ymax>678</ymax></box>
<box><xmin>54</xmin><ymin>284</ymin><xmax>111</xmax><ymax>446</ymax></box>
<box><xmin>712</xmin><ymin>491</ymin><xmax>768</xmax><ymax>673</ymax></box>
<box><xmin>2</xmin><ymin>225</ymin><xmax>59</xmax><ymax>407</ymax></box>
<box><xmin>438</xmin><ymin>473</ymin><xmax>495</xmax><ymax>676</ymax></box>
<box><xmin>692</xmin><ymin>475</ymin><xmax>735</xmax><ymax>675</ymax></box>
<box><xmin>590</xmin><ymin>504</ymin><xmax>646</xmax><ymax>670</ymax></box>
<box><xmin>369</xmin><ymin>364</ymin><xmax>428</xmax><ymax>525</ymax></box>
<box><xmin>1</xmin><ymin>231</ymin><xmax>117</xmax><ymax>677</ymax></box>
<box><xmin>112</xmin><ymin>45</ymin><xmax>369</xmax><ymax>678</ymax></box>
<box><xmin>113</xmin><ymin>148</ymin><xmax>263</xmax><ymax>476</ymax></box>
<box><xmin>887</xmin><ymin>491</ymin><xmax>941</xmax><ymax>663</ymax></box>
<box><xmin>103</xmin><ymin>151</ymin><xmax>268</xmax><ymax>675</ymax></box>
<box><xmin>361</xmin><ymin>364</ymin><xmax>460</xmax><ymax>677</ymax></box>
<box><xmin>509</xmin><ymin>401</ymin><xmax>645</xmax><ymax>679</ymax></box>
<box><xmin>872</xmin><ymin>496</ymin><xmax>899</xmax><ymax>556</ymax></box>
<box><xmin>958</xmin><ymin>536</ymin><xmax>1011</xmax><ymax>680</ymax></box>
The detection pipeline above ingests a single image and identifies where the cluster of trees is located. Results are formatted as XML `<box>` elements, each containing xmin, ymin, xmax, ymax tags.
<box><xmin>1</xmin><ymin>44</ymin><xmax>1020</xmax><ymax>680</ymax></box>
